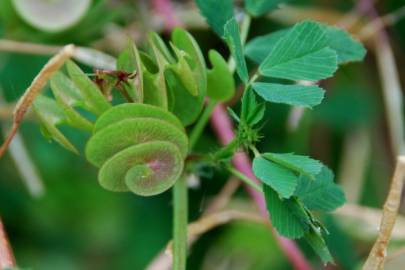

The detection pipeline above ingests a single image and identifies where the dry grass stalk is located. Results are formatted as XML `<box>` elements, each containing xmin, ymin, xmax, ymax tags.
<box><xmin>165</xmin><ymin>210</ymin><xmax>265</xmax><ymax>256</ymax></box>
<box><xmin>0</xmin><ymin>44</ymin><xmax>75</xmax><ymax>160</ymax></box>
<box><xmin>363</xmin><ymin>156</ymin><xmax>405</xmax><ymax>270</ymax></box>
<box><xmin>0</xmin><ymin>217</ymin><xmax>16</xmax><ymax>269</ymax></box>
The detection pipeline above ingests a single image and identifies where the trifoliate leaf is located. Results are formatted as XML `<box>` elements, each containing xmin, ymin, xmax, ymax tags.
<box><xmin>245</xmin><ymin>28</ymin><xmax>288</xmax><ymax>64</ymax></box>
<box><xmin>259</xmin><ymin>20</ymin><xmax>337</xmax><ymax>81</ymax></box>
<box><xmin>207</xmin><ymin>50</ymin><xmax>235</xmax><ymax>101</ymax></box>
<box><xmin>262</xmin><ymin>152</ymin><xmax>323</xmax><ymax>178</ymax></box>
<box><xmin>195</xmin><ymin>0</ymin><xmax>233</xmax><ymax>37</ymax></box>
<box><xmin>246</xmin><ymin>24</ymin><xmax>365</xmax><ymax>65</ymax></box>
<box><xmin>33</xmin><ymin>95</ymin><xmax>78</xmax><ymax>154</ymax></box>
<box><xmin>66</xmin><ymin>60</ymin><xmax>111</xmax><ymax>115</ymax></box>
<box><xmin>263</xmin><ymin>185</ymin><xmax>310</xmax><ymax>238</ymax></box>
<box><xmin>245</xmin><ymin>0</ymin><xmax>287</xmax><ymax>17</ymax></box>
<box><xmin>305</xmin><ymin>229</ymin><xmax>334</xmax><ymax>264</ymax></box>
<box><xmin>224</xmin><ymin>18</ymin><xmax>249</xmax><ymax>83</ymax></box>
<box><xmin>295</xmin><ymin>166</ymin><xmax>345</xmax><ymax>212</ymax></box>
<box><xmin>325</xmin><ymin>26</ymin><xmax>366</xmax><ymax>64</ymax></box>
<box><xmin>252</xmin><ymin>82</ymin><xmax>325</xmax><ymax>108</ymax></box>
<box><xmin>253</xmin><ymin>156</ymin><xmax>298</xmax><ymax>198</ymax></box>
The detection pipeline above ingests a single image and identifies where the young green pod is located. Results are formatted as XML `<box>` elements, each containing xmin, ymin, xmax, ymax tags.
<box><xmin>86</xmin><ymin>103</ymin><xmax>188</xmax><ymax>196</ymax></box>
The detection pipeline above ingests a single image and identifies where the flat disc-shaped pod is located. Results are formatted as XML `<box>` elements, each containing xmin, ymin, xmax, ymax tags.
<box><xmin>12</xmin><ymin>0</ymin><xmax>91</xmax><ymax>32</ymax></box>
<box><xmin>94</xmin><ymin>103</ymin><xmax>184</xmax><ymax>132</ymax></box>
<box><xmin>86</xmin><ymin>118</ymin><xmax>188</xmax><ymax>167</ymax></box>
<box><xmin>99</xmin><ymin>141</ymin><xmax>183</xmax><ymax>196</ymax></box>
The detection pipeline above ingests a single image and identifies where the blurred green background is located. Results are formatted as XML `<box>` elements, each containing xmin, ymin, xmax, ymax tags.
<box><xmin>1</xmin><ymin>0</ymin><xmax>405</xmax><ymax>269</ymax></box>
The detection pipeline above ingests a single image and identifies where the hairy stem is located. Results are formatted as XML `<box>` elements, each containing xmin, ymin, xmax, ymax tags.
<box><xmin>173</xmin><ymin>176</ymin><xmax>188</xmax><ymax>270</ymax></box>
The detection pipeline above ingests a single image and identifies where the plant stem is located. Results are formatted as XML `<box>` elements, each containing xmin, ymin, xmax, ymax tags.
<box><xmin>173</xmin><ymin>176</ymin><xmax>188</xmax><ymax>270</ymax></box>
<box><xmin>0</xmin><ymin>217</ymin><xmax>16</xmax><ymax>269</ymax></box>
<box><xmin>227</xmin><ymin>166</ymin><xmax>262</xmax><ymax>193</ymax></box>
<box><xmin>189</xmin><ymin>99</ymin><xmax>217</xmax><ymax>150</ymax></box>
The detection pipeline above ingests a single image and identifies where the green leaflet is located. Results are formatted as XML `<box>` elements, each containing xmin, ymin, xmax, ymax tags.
<box><xmin>246</xmin><ymin>24</ymin><xmax>365</xmax><ymax>65</ymax></box>
<box><xmin>195</xmin><ymin>0</ymin><xmax>233</xmax><ymax>37</ymax></box>
<box><xmin>262</xmin><ymin>152</ymin><xmax>323</xmax><ymax>178</ymax></box>
<box><xmin>325</xmin><ymin>26</ymin><xmax>366</xmax><ymax>64</ymax></box>
<box><xmin>224</xmin><ymin>18</ymin><xmax>249</xmax><ymax>83</ymax></box>
<box><xmin>305</xmin><ymin>229</ymin><xmax>334</xmax><ymax>264</ymax></box>
<box><xmin>206</xmin><ymin>50</ymin><xmax>235</xmax><ymax>101</ymax></box>
<box><xmin>245</xmin><ymin>28</ymin><xmax>289</xmax><ymax>64</ymax></box>
<box><xmin>252</xmin><ymin>82</ymin><xmax>325</xmax><ymax>108</ymax></box>
<box><xmin>295</xmin><ymin>166</ymin><xmax>345</xmax><ymax>212</ymax></box>
<box><xmin>263</xmin><ymin>185</ymin><xmax>310</xmax><ymax>238</ymax></box>
<box><xmin>253</xmin><ymin>156</ymin><xmax>298</xmax><ymax>198</ymax></box>
<box><xmin>65</xmin><ymin>60</ymin><xmax>111</xmax><ymax>115</ymax></box>
<box><xmin>241</xmin><ymin>89</ymin><xmax>265</xmax><ymax>126</ymax></box>
<box><xmin>259</xmin><ymin>20</ymin><xmax>337</xmax><ymax>81</ymax></box>
<box><xmin>50</xmin><ymin>72</ymin><xmax>94</xmax><ymax>131</ymax></box>
<box><xmin>33</xmin><ymin>95</ymin><xmax>79</xmax><ymax>154</ymax></box>
<box><xmin>245</xmin><ymin>0</ymin><xmax>287</xmax><ymax>17</ymax></box>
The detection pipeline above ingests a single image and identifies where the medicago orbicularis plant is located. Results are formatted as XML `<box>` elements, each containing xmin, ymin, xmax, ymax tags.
<box><xmin>31</xmin><ymin>0</ymin><xmax>366</xmax><ymax>266</ymax></box>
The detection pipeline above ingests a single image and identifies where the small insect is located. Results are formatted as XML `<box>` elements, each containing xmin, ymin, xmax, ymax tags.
<box><xmin>91</xmin><ymin>69</ymin><xmax>137</xmax><ymax>102</ymax></box>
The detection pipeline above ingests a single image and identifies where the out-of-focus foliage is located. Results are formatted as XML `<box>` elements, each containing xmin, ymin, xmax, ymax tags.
<box><xmin>1</xmin><ymin>0</ymin><xmax>405</xmax><ymax>269</ymax></box>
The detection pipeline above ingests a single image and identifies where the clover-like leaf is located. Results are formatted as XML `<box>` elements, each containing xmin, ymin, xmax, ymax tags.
<box><xmin>206</xmin><ymin>50</ymin><xmax>235</xmax><ymax>101</ymax></box>
<box><xmin>245</xmin><ymin>0</ymin><xmax>287</xmax><ymax>17</ymax></box>
<box><xmin>195</xmin><ymin>0</ymin><xmax>233</xmax><ymax>37</ymax></box>
<box><xmin>224</xmin><ymin>18</ymin><xmax>249</xmax><ymax>83</ymax></box>
<box><xmin>263</xmin><ymin>185</ymin><xmax>311</xmax><ymax>238</ymax></box>
<box><xmin>252</xmin><ymin>82</ymin><xmax>325</xmax><ymax>108</ymax></box>
<box><xmin>262</xmin><ymin>152</ymin><xmax>323</xmax><ymax>178</ymax></box>
<box><xmin>295</xmin><ymin>166</ymin><xmax>345</xmax><ymax>211</ymax></box>
<box><xmin>325</xmin><ymin>26</ymin><xmax>366</xmax><ymax>64</ymax></box>
<box><xmin>245</xmin><ymin>28</ymin><xmax>289</xmax><ymax>64</ymax></box>
<box><xmin>253</xmin><ymin>156</ymin><xmax>298</xmax><ymax>198</ymax></box>
<box><xmin>259</xmin><ymin>20</ymin><xmax>337</xmax><ymax>81</ymax></box>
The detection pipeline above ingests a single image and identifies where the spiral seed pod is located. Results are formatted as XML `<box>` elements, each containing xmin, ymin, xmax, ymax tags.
<box><xmin>85</xmin><ymin>103</ymin><xmax>188</xmax><ymax>196</ymax></box>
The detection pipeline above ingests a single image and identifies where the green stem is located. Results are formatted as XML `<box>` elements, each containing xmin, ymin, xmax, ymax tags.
<box><xmin>173</xmin><ymin>176</ymin><xmax>188</xmax><ymax>270</ymax></box>
<box><xmin>227</xmin><ymin>166</ymin><xmax>262</xmax><ymax>193</ymax></box>
<box><xmin>189</xmin><ymin>99</ymin><xmax>217</xmax><ymax>150</ymax></box>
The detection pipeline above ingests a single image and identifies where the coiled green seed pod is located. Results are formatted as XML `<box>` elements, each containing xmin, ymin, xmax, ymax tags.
<box><xmin>85</xmin><ymin>103</ymin><xmax>188</xmax><ymax>196</ymax></box>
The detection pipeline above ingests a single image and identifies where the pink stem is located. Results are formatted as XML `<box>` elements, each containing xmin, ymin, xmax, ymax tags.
<box><xmin>152</xmin><ymin>0</ymin><xmax>182</xmax><ymax>31</ymax></box>
<box><xmin>0</xmin><ymin>217</ymin><xmax>16</xmax><ymax>269</ymax></box>
<box><xmin>211</xmin><ymin>104</ymin><xmax>312</xmax><ymax>270</ymax></box>
<box><xmin>153</xmin><ymin>1</ymin><xmax>312</xmax><ymax>269</ymax></box>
